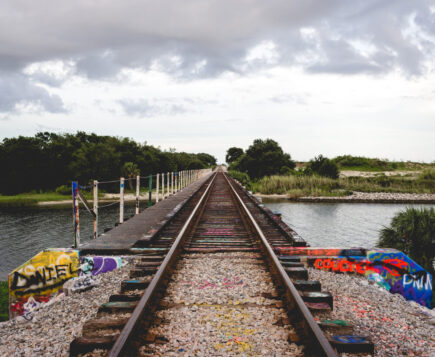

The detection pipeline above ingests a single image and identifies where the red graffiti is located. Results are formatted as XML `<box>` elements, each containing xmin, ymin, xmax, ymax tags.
<box><xmin>380</xmin><ymin>259</ymin><xmax>408</xmax><ymax>277</ymax></box>
<box><xmin>314</xmin><ymin>258</ymin><xmax>374</xmax><ymax>275</ymax></box>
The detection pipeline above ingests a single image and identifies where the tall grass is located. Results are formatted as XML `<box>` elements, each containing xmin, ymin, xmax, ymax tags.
<box><xmin>252</xmin><ymin>174</ymin><xmax>435</xmax><ymax>196</ymax></box>
<box><xmin>252</xmin><ymin>175</ymin><xmax>341</xmax><ymax>196</ymax></box>
<box><xmin>419</xmin><ymin>168</ymin><xmax>435</xmax><ymax>180</ymax></box>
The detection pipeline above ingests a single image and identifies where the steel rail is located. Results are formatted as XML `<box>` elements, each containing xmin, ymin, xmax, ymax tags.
<box><xmin>223</xmin><ymin>173</ymin><xmax>338</xmax><ymax>357</ymax></box>
<box><xmin>107</xmin><ymin>172</ymin><xmax>217</xmax><ymax>357</ymax></box>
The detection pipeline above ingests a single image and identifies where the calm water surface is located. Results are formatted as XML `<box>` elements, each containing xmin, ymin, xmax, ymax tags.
<box><xmin>264</xmin><ymin>201</ymin><xmax>434</xmax><ymax>248</ymax></box>
<box><xmin>0</xmin><ymin>203</ymin><xmax>137</xmax><ymax>280</ymax></box>
<box><xmin>1</xmin><ymin>201</ymin><xmax>434</xmax><ymax>280</ymax></box>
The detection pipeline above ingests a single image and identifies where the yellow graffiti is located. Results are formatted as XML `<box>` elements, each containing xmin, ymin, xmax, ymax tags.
<box><xmin>9</xmin><ymin>249</ymin><xmax>79</xmax><ymax>299</ymax></box>
<box><xmin>196</xmin><ymin>304</ymin><xmax>256</xmax><ymax>354</ymax></box>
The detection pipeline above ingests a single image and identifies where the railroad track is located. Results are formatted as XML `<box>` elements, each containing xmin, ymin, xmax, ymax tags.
<box><xmin>70</xmin><ymin>171</ymin><xmax>374</xmax><ymax>356</ymax></box>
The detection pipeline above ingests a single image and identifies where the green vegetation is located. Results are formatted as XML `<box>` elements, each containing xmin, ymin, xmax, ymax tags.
<box><xmin>226</xmin><ymin>147</ymin><xmax>244</xmax><ymax>164</ymax></box>
<box><xmin>419</xmin><ymin>168</ymin><xmax>435</xmax><ymax>180</ymax></box>
<box><xmin>0</xmin><ymin>192</ymin><xmax>72</xmax><ymax>207</ymax></box>
<box><xmin>252</xmin><ymin>175</ymin><xmax>341</xmax><ymax>197</ymax></box>
<box><xmin>0</xmin><ymin>132</ymin><xmax>216</xmax><ymax>195</ymax></box>
<box><xmin>228</xmin><ymin>139</ymin><xmax>295</xmax><ymax>179</ymax></box>
<box><xmin>305</xmin><ymin>155</ymin><xmax>339</xmax><ymax>179</ymax></box>
<box><xmin>333</xmin><ymin>155</ymin><xmax>432</xmax><ymax>172</ymax></box>
<box><xmin>226</xmin><ymin>141</ymin><xmax>434</xmax><ymax>196</ymax></box>
<box><xmin>228</xmin><ymin>170</ymin><xmax>251</xmax><ymax>189</ymax></box>
<box><xmin>0</xmin><ymin>281</ymin><xmax>8</xmax><ymax>322</ymax></box>
<box><xmin>378</xmin><ymin>207</ymin><xmax>434</xmax><ymax>277</ymax></box>
<box><xmin>252</xmin><ymin>174</ymin><xmax>434</xmax><ymax>197</ymax></box>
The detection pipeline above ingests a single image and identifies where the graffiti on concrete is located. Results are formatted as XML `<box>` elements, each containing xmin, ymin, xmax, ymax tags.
<box><xmin>8</xmin><ymin>249</ymin><xmax>79</xmax><ymax>318</ymax></box>
<box><xmin>64</xmin><ymin>275</ymin><xmax>98</xmax><ymax>295</ymax></box>
<box><xmin>309</xmin><ymin>248</ymin><xmax>432</xmax><ymax>308</ymax></box>
<box><xmin>79</xmin><ymin>256</ymin><xmax>123</xmax><ymax>276</ymax></box>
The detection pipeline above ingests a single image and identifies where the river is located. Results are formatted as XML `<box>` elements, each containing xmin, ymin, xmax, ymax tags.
<box><xmin>0</xmin><ymin>201</ymin><xmax>433</xmax><ymax>280</ymax></box>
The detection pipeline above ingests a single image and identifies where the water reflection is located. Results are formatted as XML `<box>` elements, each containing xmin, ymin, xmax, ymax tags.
<box><xmin>264</xmin><ymin>201</ymin><xmax>434</xmax><ymax>248</ymax></box>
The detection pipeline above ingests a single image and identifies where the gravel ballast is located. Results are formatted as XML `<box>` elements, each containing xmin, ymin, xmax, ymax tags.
<box><xmin>309</xmin><ymin>268</ymin><xmax>435</xmax><ymax>357</ymax></box>
<box><xmin>143</xmin><ymin>252</ymin><xmax>303</xmax><ymax>356</ymax></box>
<box><xmin>0</xmin><ymin>259</ymin><xmax>132</xmax><ymax>357</ymax></box>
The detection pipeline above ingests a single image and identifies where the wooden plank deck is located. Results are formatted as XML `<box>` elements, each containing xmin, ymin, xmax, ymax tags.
<box><xmin>78</xmin><ymin>173</ymin><xmax>212</xmax><ymax>254</ymax></box>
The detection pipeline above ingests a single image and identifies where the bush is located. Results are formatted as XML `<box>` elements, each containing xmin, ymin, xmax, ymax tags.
<box><xmin>55</xmin><ymin>185</ymin><xmax>71</xmax><ymax>195</ymax></box>
<box><xmin>228</xmin><ymin>170</ymin><xmax>251</xmax><ymax>189</ymax></box>
<box><xmin>378</xmin><ymin>207</ymin><xmax>435</xmax><ymax>276</ymax></box>
<box><xmin>306</xmin><ymin>155</ymin><xmax>339</xmax><ymax>179</ymax></box>
<box><xmin>229</xmin><ymin>139</ymin><xmax>295</xmax><ymax>179</ymax></box>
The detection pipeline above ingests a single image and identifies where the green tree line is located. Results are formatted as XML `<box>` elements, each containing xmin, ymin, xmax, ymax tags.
<box><xmin>0</xmin><ymin>132</ymin><xmax>216</xmax><ymax>195</ymax></box>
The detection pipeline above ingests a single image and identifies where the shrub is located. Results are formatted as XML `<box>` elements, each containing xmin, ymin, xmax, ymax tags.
<box><xmin>378</xmin><ymin>207</ymin><xmax>435</xmax><ymax>276</ymax></box>
<box><xmin>55</xmin><ymin>184</ymin><xmax>71</xmax><ymax>195</ymax></box>
<box><xmin>228</xmin><ymin>170</ymin><xmax>251</xmax><ymax>189</ymax></box>
<box><xmin>306</xmin><ymin>155</ymin><xmax>339</xmax><ymax>179</ymax></box>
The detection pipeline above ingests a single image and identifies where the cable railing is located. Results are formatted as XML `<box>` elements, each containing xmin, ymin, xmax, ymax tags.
<box><xmin>72</xmin><ymin>168</ymin><xmax>212</xmax><ymax>248</ymax></box>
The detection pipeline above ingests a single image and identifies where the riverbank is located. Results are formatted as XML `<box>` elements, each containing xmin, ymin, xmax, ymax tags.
<box><xmin>0</xmin><ymin>192</ymin><xmax>161</xmax><ymax>208</ymax></box>
<box><xmin>255</xmin><ymin>191</ymin><xmax>435</xmax><ymax>203</ymax></box>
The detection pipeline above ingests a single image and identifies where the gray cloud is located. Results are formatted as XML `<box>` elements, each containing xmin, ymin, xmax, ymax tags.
<box><xmin>0</xmin><ymin>72</ymin><xmax>67</xmax><ymax>114</ymax></box>
<box><xmin>119</xmin><ymin>99</ymin><xmax>188</xmax><ymax>117</ymax></box>
<box><xmin>0</xmin><ymin>1</ymin><xmax>434</xmax><ymax>113</ymax></box>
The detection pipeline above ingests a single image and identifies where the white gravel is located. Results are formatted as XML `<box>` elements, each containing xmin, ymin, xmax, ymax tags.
<box><xmin>143</xmin><ymin>253</ymin><xmax>303</xmax><ymax>356</ymax></box>
<box><xmin>300</xmin><ymin>192</ymin><xmax>435</xmax><ymax>202</ymax></box>
<box><xmin>308</xmin><ymin>268</ymin><xmax>435</xmax><ymax>357</ymax></box>
<box><xmin>0</xmin><ymin>259</ymin><xmax>132</xmax><ymax>357</ymax></box>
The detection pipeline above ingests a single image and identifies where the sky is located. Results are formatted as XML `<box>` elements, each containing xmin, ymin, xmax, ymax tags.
<box><xmin>0</xmin><ymin>0</ymin><xmax>434</xmax><ymax>163</ymax></box>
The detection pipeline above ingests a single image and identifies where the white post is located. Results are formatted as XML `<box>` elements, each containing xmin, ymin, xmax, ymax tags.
<box><xmin>162</xmin><ymin>172</ymin><xmax>165</xmax><ymax>199</ymax></box>
<box><xmin>156</xmin><ymin>173</ymin><xmax>159</xmax><ymax>202</ymax></box>
<box><xmin>93</xmin><ymin>180</ymin><xmax>98</xmax><ymax>239</ymax></box>
<box><xmin>167</xmin><ymin>172</ymin><xmax>170</xmax><ymax>196</ymax></box>
<box><xmin>135</xmin><ymin>175</ymin><xmax>140</xmax><ymax>214</ymax></box>
<box><xmin>120</xmin><ymin>177</ymin><xmax>124</xmax><ymax>223</ymax></box>
<box><xmin>171</xmin><ymin>172</ymin><xmax>174</xmax><ymax>194</ymax></box>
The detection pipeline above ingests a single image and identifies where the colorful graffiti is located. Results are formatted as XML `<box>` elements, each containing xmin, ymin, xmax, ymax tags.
<box><xmin>276</xmin><ymin>247</ymin><xmax>363</xmax><ymax>257</ymax></box>
<box><xmin>9</xmin><ymin>249</ymin><xmax>79</xmax><ymax>318</ymax></box>
<box><xmin>308</xmin><ymin>248</ymin><xmax>432</xmax><ymax>308</ymax></box>
<box><xmin>79</xmin><ymin>256</ymin><xmax>123</xmax><ymax>276</ymax></box>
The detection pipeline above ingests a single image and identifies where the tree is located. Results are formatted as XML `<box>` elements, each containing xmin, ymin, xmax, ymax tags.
<box><xmin>305</xmin><ymin>155</ymin><xmax>339</xmax><ymax>179</ymax></box>
<box><xmin>122</xmin><ymin>162</ymin><xmax>140</xmax><ymax>190</ymax></box>
<box><xmin>230</xmin><ymin>139</ymin><xmax>295</xmax><ymax>179</ymax></box>
<box><xmin>196</xmin><ymin>153</ymin><xmax>217</xmax><ymax>167</ymax></box>
<box><xmin>378</xmin><ymin>207</ymin><xmax>435</xmax><ymax>276</ymax></box>
<box><xmin>225</xmin><ymin>147</ymin><xmax>244</xmax><ymax>164</ymax></box>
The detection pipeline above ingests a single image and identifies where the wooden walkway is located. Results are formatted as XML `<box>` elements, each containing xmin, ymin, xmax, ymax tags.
<box><xmin>79</xmin><ymin>173</ymin><xmax>213</xmax><ymax>254</ymax></box>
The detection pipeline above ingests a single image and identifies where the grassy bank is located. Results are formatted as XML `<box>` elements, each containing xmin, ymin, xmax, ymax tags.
<box><xmin>0</xmin><ymin>281</ymin><xmax>8</xmax><ymax>322</ymax></box>
<box><xmin>250</xmin><ymin>174</ymin><xmax>435</xmax><ymax>197</ymax></box>
<box><xmin>0</xmin><ymin>192</ymin><xmax>72</xmax><ymax>208</ymax></box>
<box><xmin>333</xmin><ymin>156</ymin><xmax>434</xmax><ymax>172</ymax></box>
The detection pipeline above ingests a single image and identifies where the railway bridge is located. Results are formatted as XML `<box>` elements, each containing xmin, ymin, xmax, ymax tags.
<box><xmin>68</xmin><ymin>169</ymin><xmax>374</xmax><ymax>356</ymax></box>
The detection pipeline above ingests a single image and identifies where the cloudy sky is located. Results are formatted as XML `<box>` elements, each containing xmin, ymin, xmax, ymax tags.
<box><xmin>1</xmin><ymin>0</ymin><xmax>434</xmax><ymax>163</ymax></box>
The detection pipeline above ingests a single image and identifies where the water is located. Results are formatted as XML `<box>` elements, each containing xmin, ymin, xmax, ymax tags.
<box><xmin>1</xmin><ymin>201</ymin><xmax>434</xmax><ymax>280</ymax></box>
<box><xmin>264</xmin><ymin>201</ymin><xmax>435</xmax><ymax>248</ymax></box>
<box><xmin>0</xmin><ymin>203</ymin><xmax>137</xmax><ymax>280</ymax></box>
